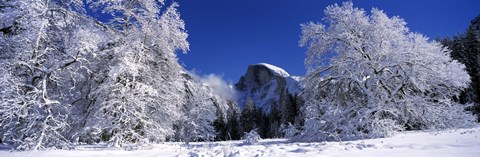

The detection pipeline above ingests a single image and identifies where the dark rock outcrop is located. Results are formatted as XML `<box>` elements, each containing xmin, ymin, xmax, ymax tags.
<box><xmin>235</xmin><ymin>63</ymin><xmax>301</xmax><ymax>112</ymax></box>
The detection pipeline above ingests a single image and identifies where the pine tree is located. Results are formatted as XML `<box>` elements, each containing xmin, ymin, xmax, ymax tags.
<box><xmin>226</xmin><ymin>110</ymin><xmax>242</xmax><ymax>140</ymax></box>
<box><xmin>255</xmin><ymin>108</ymin><xmax>269</xmax><ymax>138</ymax></box>
<box><xmin>240</xmin><ymin>97</ymin><xmax>257</xmax><ymax>133</ymax></box>
<box><xmin>280</xmin><ymin>91</ymin><xmax>298</xmax><ymax>126</ymax></box>
<box><xmin>268</xmin><ymin>102</ymin><xmax>282</xmax><ymax>138</ymax></box>
<box><xmin>213</xmin><ymin>113</ymin><xmax>228</xmax><ymax>141</ymax></box>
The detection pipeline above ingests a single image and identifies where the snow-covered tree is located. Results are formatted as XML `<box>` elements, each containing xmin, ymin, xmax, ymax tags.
<box><xmin>1</xmin><ymin>0</ymin><xmax>220</xmax><ymax>149</ymax></box>
<box><xmin>87</xmin><ymin>1</ymin><xmax>191</xmax><ymax>146</ymax></box>
<box><xmin>176</xmin><ymin>80</ymin><xmax>217</xmax><ymax>144</ymax></box>
<box><xmin>0</xmin><ymin>0</ymin><xmax>107</xmax><ymax>150</ymax></box>
<box><xmin>298</xmin><ymin>2</ymin><xmax>476</xmax><ymax>141</ymax></box>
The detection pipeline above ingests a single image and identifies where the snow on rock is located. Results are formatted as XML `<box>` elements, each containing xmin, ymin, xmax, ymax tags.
<box><xmin>1</xmin><ymin>127</ymin><xmax>479</xmax><ymax>157</ymax></box>
<box><xmin>256</xmin><ymin>63</ymin><xmax>291</xmax><ymax>77</ymax></box>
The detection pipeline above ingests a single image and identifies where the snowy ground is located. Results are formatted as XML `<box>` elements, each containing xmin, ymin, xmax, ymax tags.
<box><xmin>1</xmin><ymin>127</ymin><xmax>479</xmax><ymax>157</ymax></box>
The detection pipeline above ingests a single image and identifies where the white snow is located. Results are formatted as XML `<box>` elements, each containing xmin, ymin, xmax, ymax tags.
<box><xmin>2</xmin><ymin>127</ymin><xmax>479</xmax><ymax>157</ymax></box>
<box><xmin>256</xmin><ymin>63</ymin><xmax>290</xmax><ymax>77</ymax></box>
<box><xmin>289</xmin><ymin>76</ymin><xmax>303</xmax><ymax>82</ymax></box>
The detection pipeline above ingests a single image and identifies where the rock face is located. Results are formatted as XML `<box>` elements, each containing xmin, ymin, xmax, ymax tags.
<box><xmin>235</xmin><ymin>63</ymin><xmax>301</xmax><ymax>113</ymax></box>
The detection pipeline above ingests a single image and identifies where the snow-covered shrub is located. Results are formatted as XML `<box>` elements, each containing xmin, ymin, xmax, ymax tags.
<box><xmin>243</xmin><ymin>130</ymin><xmax>261</xmax><ymax>145</ymax></box>
<box><xmin>282</xmin><ymin>123</ymin><xmax>300</xmax><ymax>139</ymax></box>
<box><xmin>298</xmin><ymin>2</ymin><xmax>476</xmax><ymax>142</ymax></box>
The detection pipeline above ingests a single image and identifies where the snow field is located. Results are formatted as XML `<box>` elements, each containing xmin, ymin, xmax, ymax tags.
<box><xmin>2</xmin><ymin>127</ymin><xmax>479</xmax><ymax>157</ymax></box>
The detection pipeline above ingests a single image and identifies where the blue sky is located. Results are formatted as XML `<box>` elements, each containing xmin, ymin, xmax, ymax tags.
<box><xmin>175</xmin><ymin>0</ymin><xmax>479</xmax><ymax>83</ymax></box>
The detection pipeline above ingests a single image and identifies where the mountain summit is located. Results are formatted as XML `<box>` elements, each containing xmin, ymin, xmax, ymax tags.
<box><xmin>235</xmin><ymin>63</ymin><xmax>301</xmax><ymax>113</ymax></box>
